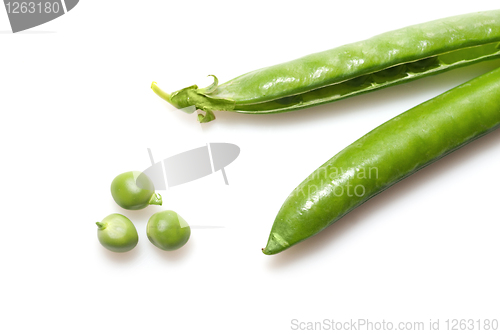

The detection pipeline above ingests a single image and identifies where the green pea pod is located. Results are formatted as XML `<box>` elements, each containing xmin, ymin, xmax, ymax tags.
<box><xmin>262</xmin><ymin>66</ymin><xmax>500</xmax><ymax>255</ymax></box>
<box><xmin>152</xmin><ymin>10</ymin><xmax>500</xmax><ymax>122</ymax></box>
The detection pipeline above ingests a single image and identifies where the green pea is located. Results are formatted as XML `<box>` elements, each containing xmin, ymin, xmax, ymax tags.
<box><xmin>111</xmin><ymin>171</ymin><xmax>162</xmax><ymax>210</ymax></box>
<box><xmin>147</xmin><ymin>210</ymin><xmax>191</xmax><ymax>251</ymax></box>
<box><xmin>96</xmin><ymin>214</ymin><xmax>138</xmax><ymax>253</ymax></box>
<box><xmin>152</xmin><ymin>10</ymin><xmax>500</xmax><ymax>122</ymax></box>
<box><xmin>263</xmin><ymin>66</ymin><xmax>500</xmax><ymax>255</ymax></box>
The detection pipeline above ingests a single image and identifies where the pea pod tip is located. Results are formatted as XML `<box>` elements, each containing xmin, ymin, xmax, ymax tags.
<box><xmin>262</xmin><ymin>232</ymin><xmax>290</xmax><ymax>255</ymax></box>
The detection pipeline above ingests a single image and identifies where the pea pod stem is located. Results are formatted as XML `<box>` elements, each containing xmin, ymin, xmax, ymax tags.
<box><xmin>151</xmin><ymin>82</ymin><xmax>171</xmax><ymax>103</ymax></box>
<box><xmin>263</xmin><ymin>66</ymin><xmax>500</xmax><ymax>255</ymax></box>
<box><xmin>152</xmin><ymin>10</ymin><xmax>500</xmax><ymax>122</ymax></box>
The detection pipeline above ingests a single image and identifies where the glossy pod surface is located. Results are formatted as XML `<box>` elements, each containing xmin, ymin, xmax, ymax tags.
<box><xmin>263</xmin><ymin>66</ymin><xmax>500</xmax><ymax>255</ymax></box>
<box><xmin>152</xmin><ymin>10</ymin><xmax>500</xmax><ymax>122</ymax></box>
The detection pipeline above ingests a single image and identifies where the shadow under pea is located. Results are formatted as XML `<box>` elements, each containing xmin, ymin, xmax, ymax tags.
<box><xmin>100</xmin><ymin>245</ymin><xmax>140</xmax><ymax>263</ymax></box>
<box><xmin>149</xmin><ymin>237</ymin><xmax>194</xmax><ymax>262</ymax></box>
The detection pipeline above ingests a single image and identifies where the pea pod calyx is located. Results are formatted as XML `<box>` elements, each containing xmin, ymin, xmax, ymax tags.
<box><xmin>151</xmin><ymin>75</ymin><xmax>235</xmax><ymax>123</ymax></box>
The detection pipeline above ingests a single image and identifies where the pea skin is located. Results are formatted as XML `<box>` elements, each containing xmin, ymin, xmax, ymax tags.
<box><xmin>111</xmin><ymin>171</ymin><xmax>162</xmax><ymax>210</ymax></box>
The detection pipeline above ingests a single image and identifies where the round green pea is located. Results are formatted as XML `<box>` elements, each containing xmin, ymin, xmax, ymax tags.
<box><xmin>147</xmin><ymin>210</ymin><xmax>191</xmax><ymax>251</ymax></box>
<box><xmin>111</xmin><ymin>171</ymin><xmax>162</xmax><ymax>210</ymax></box>
<box><xmin>96</xmin><ymin>213</ymin><xmax>138</xmax><ymax>253</ymax></box>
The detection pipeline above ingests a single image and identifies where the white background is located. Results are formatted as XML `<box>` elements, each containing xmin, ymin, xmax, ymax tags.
<box><xmin>1</xmin><ymin>1</ymin><xmax>499</xmax><ymax>333</ymax></box>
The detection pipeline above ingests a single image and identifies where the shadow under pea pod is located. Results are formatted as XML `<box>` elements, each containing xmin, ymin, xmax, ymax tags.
<box><xmin>136</xmin><ymin>143</ymin><xmax>240</xmax><ymax>190</ymax></box>
<box><xmin>4</xmin><ymin>0</ymin><xmax>79</xmax><ymax>33</ymax></box>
